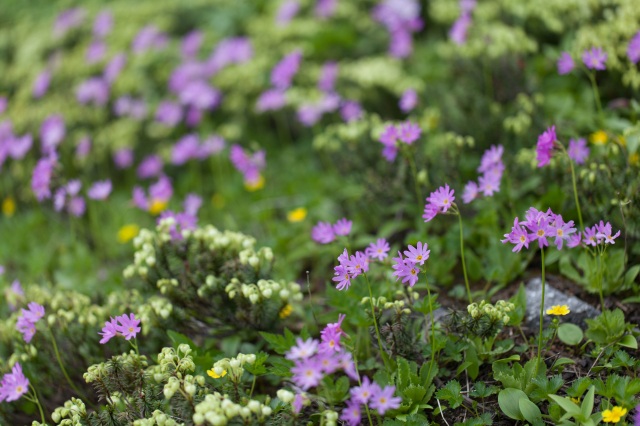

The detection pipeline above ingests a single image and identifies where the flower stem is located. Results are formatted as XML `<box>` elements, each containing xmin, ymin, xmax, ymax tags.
<box><xmin>425</xmin><ymin>273</ymin><xmax>437</xmax><ymax>381</ymax></box>
<box><xmin>48</xmin><ymin>325</ymin><xmax>84</xmax><ymax>397</ymax></box>
<box><xmin>536</xmin><ymin>248</ymin><xmax>546</xmax><ymax>370</ymax></box>
<box><xmin>363</xmin><ymin>273</ymin><xmax>391</xmax><ymax>374</ymax></box>
<box><xmin>130</xmin><ymin>338</ymin><xmax>140</xmax><ymax>357</ymax></box>
<box><xmin>457</xmin><ymin>212</ymin><xmax>472</xmax><ymax>303</ymax></box>
<box><xmin>587</xmin><ymin>72</ymin><xmax>604</xmax><ymax>126</ymax></box>
<box><xmin>28</xmin><ymin>385</ymin><xmax>46</xmax><ymax>424</ymax></box>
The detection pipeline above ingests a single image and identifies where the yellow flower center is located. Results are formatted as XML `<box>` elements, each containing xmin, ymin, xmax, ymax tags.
<box><xmin>557</xmin><ymin>229</ymin><xmax>564</xmax><ymax>236</ymax></box>
<box><xmin>519</xmin><ymin>235</ymin><xmax>526</xmax><ymax>242</ymax></box>
<box><xmin>537</xmin><ymin>229</ymin><xmax>544</xmax><ymax>237</ymax></box>
<box><xmin>244</xmin><ymin>175</ymin><xmax>265</xmax><ymax>192</ymax></box>
<box><xmin>2</xmin><ymin>196</ymin><xmax>16</xmax><ymax>217</ymax></box>
<box><xmin>117</xmin><ymin>224</ymin><xmax>140</xmax><ymax>244</ymax></box>
<box><xmin>148</xmin><ymin>199</ymin><xmax>168</xmax><ymax>215</ymax></box>
<box><xmin>287</xmin><ymin>207</ymin><xmax>307</xmax><ymax>222</ymax></box>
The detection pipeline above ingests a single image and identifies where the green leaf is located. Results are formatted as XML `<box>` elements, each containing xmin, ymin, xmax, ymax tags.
<box><xmin>167</xmin><ymin>330</ymin><xmax>198</xmax><ymax>351</ymax></box>
<box><xmin>581</xmin><ymin>386</ymin><xmax>595</xmax><ymax>420</ymax></box>
<box><xmin>548</xmin><ymin>394</ymin><xmax>582</xmax><ymax>417</ymax></box>
<box><xmin>618</xmin><ymin>334</ymin><xmax>638</xmax><ymax>349</ymax></box>
<box><xmin>558</xmin><ymin>323</ymin><xmax>584</xmax><ymax>345</ymax></box>
<box><xmin>498</xmin><ymin>388</ymin><xmax>526</xmax><ymax>420</ymax></box>
<box><xmin>551</xmin><ymin>357</ymin><xmax>576</xmax><ymax>372</ymax></box>
<box><xmin>436</xmin><ymin>380</ymin><xmax>463</xmax><ymax>409</ymax></box>
<box><xmin>519</xmin><ymin>397</ymin><xmax>543</xmax><ymax>425</ymax></box>
<box><xmin>403</xmin><ymin>385</ymin><xmax>427</xmax><ymax>405</ymax></box>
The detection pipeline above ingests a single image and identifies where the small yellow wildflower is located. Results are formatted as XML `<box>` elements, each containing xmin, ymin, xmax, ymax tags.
<box><xmin>570</xmin><ymin>397</ymin><xmax>580</xmax><ymax>404</ymax></box>
<box><xmin>211</xmin><ymin>193</ymin><xmax>225</xmax><ymax>209</ymax></box>
<box><xmin>279</xmin><ymin>304</ymin><xmax>293</xmax><ymax>319</ymax></box>
<box><xmin>287</xmin><ymin>207</ymin><xmax>307</xmax><ymax>223</ymax></box>
<box><xmin>546</xmin><ymin>305</ymin><xmax>570</xmax><ymax>316</ymax></box>
<box><xmin>630</xmin><ymin>153</ymin><xmax>639</xmax><ymax>166</ymax></box>
<box><xmin>118</xmin><ymin>224</ymin><xmax>140</xmax><ymax>244</ymax></box>
<box><xmin>2</xmin><ymin>196</ymin><xmax>16</xmax><ymax>217</ymax></box>
<box><xmin>148</xmin><ymin>199</ymin><xmax>168</xmax><ymax>215</ymax></box>
<box><xmin>244</xmin><ymin>175</ymin><xmax>265</xmax><ymax>192</ymax></box>
<box><xmin>590</xmin><ymin>130</ymin><xmax>608</xmax><ymax>145</ymax></box>
<box><xmin>601</xmin><ymin>406</ymin><xmax>627</xmax><ymax>423</ymax></box>
<box><xmin>206</xmin><ymin>368</ymin><xmax>227</xmax><ymax>379</ymax></box>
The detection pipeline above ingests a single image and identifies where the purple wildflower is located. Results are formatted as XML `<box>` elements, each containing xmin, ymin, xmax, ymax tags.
<box><xmin>351</xmin><ymin>376</ymin><xmax>376</xmax><ymax>405</ymax></box>
<box><xmin>0</xmin><ymin>363</ymin><xmax>30</xmax><ymax>403</ymax></box>
<box><xmin>99</xmin><ymin>317</ymin><xmax>118</xmax><ymax>344</ymax></box>
<box><xmin>340</xmin><ymin>399</ymin><xmax>362</xmax><ymax>426</ymax></box>
<box><xmin>340</xmin><ymin>100</ymin><xmax>363</xmax><ymax>123</ymax></box>
<box><xmin>318</xmin><ymin>61</ymin><xmax>339</xmax><ymax>92</ymax></box>
<box><xmin>93</xmin><ymin>10</ymin><xmax>113</xmax><ymax>38</ymax></box>
<box><xmin>332</xmin><ymin>264</ymin><xmax>352</xmax><ymax>291</ymax></box>
<box><xmin>399</xmin><ymin>89</ymin><xmax>418</xmax><ymax>112</ymax></box>
<box><xmin>392</xmin><ymin>252</ymin><xmax>420</xmax><ymax>287</ymax></box>
<box><xmin>315</xmin><ymin>0</ymin><xmax>337</xmax><ymax>18</ymax></box>
<box><xmin>333</xmin><ymin>218</ymin><xmax>352</xmax><ymax>236</ymax></box>
<box><xmin>286</xmin><ymin>338</ymin><xmax>319</xmax><ymax>360</ymax></box>
<box><xmin>582</xmin><ymin>47</ymin><xmax>607</xmax><ymax>71</ymax></box>
<box><xmin>403</xmin><ymin>242</ymin><xmax>430</xmax><ymax>265</ymax></box>
<box><xmin>551</xmin><ymin>216</ymin><xmax>577</xmax><ymax>250</ymax></box>
<box><xmin>181</xmin><ymin>31</ymin><xmax>203</xmax><ymax>58</ymax></box>
<box><xmin>179</xmin><ymin>80</ymin><xmax>222</xmax><ymax>110</ymax></box>
<box><xmin>567</xmin><ymin>138</ymin><xmax>589</xmax><ymax>165</ymax></box>
<box><xmin>67</xmin><ymin>197</ymin><xmax>86</xmax><ymax>217</ymax></box>
<box><xmin>426</xmin><ymin>184</ymin><xmax>455</xmax><ymax>212</ymax></box>
<box><xmin>115</xmin><ymin>313</ymin><xmax>141</xmax><ymax>340</ymax></box>
<box><xmin>271</xmin><ymin>50</ymin><xmax>303</xmax><ymax>90</ymax></box>
<box><xmin>501</xmin><ymin>218</ymin><xmax>530</xmax><ymax>252</ymax></box>
<box><xmin>462</xmin><ymin>181</ymin><xmax>479</xmax><ymax>204</ymax></box>
<box><xmin>40</xmin><ymin>115</ymin><xmax>65</xmax><ymax>154</ymax></box>
<box><xmin>256</xmin><ymin>89</ymin><xmax>287</xmax><ymax>112</ymax></box>
<box><xmin>478</xmin><ymin>174</ymin><xmax>500</xmax><ymax>196</ymax></box>
<box><xmin>336</xmin><ymin>350</ymin><xmax>359</xmax><ymax>380</ymax></box>
<box><xmin>536</xmin><ymin>125</ymin><xmax>557</xmax><ymax>167</ymax></box>
<box><xmin>132</xmin><ymin>25</ymin><xmax>168</xmax><ymax>54</ymax></box>
<box><xmin>113</xmin><ymin>148</ymin><xmax>134</xmax><ymax>169</ymax></box>
<box><xmin>76</xmin><ymin>78</ymin><xmax>110</xmax><ymax>106</ymax></box>
<box><xmin>155</xmin><ymin>101</ymin><xmax>183</xmax><ymax>127</ymax></box>
<box><xmin>397</xmin><ymin>121</ymin><xmax>421</xmax><ymax>144</ymax></box>
<box><xmin>345</xmin><ymin>251</ymin><xmax>369</xmax><ymax>277</ymax></box>
<box><xmin>31</xmin><ymin>156</ymin><xmax>56</xmax><ymax>201</ymax></box>
<box><xmin>88</xmin><ymin>180</ymin><xmax>112</xmax><ymax>200</ymax></box>
<box><xmin>370</xmin><ymin>385</ymin><xmax>402</xmax><ymax>415</ymax></box>
<box><xmin>365</xmin><ymin>238</ymin><xmax>390</xmax><ymax>261</ymax></box>
<box><xmin>86</xmin><ymin>40</ymin><xmax>106</xmax><ymax>63</ymax></box>
<box><xmin>33</xmin><ymin>70</ymin><xmax>51</xmax><ymax>99</ymax></box>
<box><xmin>319</xmin><ymin>314</ymin><xmax>346</xmax><ymax>353</ymax></box>
<box><xmin>137</xmin><ymin>154</ymin><xmax>164</xmax><ymax>179</ymax></box>
<box><xmin>16</xmin><ymin>302</ymin><xmax>45</xmax><ymax>343</ymax></box>
<box><xmin>276</xmin><ymin>0</ymin><xmax>300</xmax><ymax>26</ymax></box>
<box><xmin>103</xmin><ymin>53</ymin><xmax>127</xmax><ymax>84</ymax></box>
<box><xmin>628</xmin><ymin>32</ymin><xmax>640</xmax><ymax>64</ymax></box>
<box><xmin>449</xmin><ymin>12</ymin><xmax>472</xmax><ymax>45</ymax></box>
<box><xmin>172</xmin><ymin>134</ymin><xmax>200</xmax><ymax>165</ymax></box>
<box><xmin>557</xmin><ymin>52</ymin><xmax>575</xmax><ymax>75</ymax></box>
<box><xmin>312</xmin><ymin>221</ymin><xmax>335</xmax><ymax>244</ymax></box>
<box><xmin>54</xmin><ymin>8</ymin><xmax>85</xmax><ymax>37</ymax></box>
<box><xmin>75</xmin><ymin>137</ymin><xmax>91</xmax><ymax>159</ymax></box>
<box><xmin>291</xmin><ymin>358</ymin><xmax>323</xmax><ymax>390</ymax></box>
<box><xmin>229</xmin><ymin>144</ymin><xmax>265</xmax><ymax>185</ymax></box>
<box><xmin>315</xmin><ymin>351</ymin><xmax>340</xmax><ymax>374</ymax></box>
<box><xmin>183</xmin><ymin>194</ymin><xmax>202</xmax><ymax>216</ymax></box>
<box><xmin>594</xmin><ymin>220</ymin><xmax>621</xmax><ymax>244</ymax></box>
<box><xmin>198</xmin><ymin>135</ymin><xmax>225</xmax><ymax>158</ymax></box>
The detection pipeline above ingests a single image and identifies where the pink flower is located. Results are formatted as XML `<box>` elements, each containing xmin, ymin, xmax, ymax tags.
<box><xmin>0</xmin><ymin>363</ymin><xmax>30</xmax><ymax>403</ymax></box>
<box><xmin>427</xmin><ymin>184</ymin><xmax>455</xmax><ymax>212</ymax></box>
<box><xmin>536</xmin><ymin>125</ymin><xmax>557</xmax><ymax>167</ymax></box>
<box><xmin>312</xmin><ymin>221</ymin><xmax>335</xmax><ymax>244</ymax></box>
<box><xmin>370</xmin><ymin>385</ymin><xmax>402</xmax><ymax>415</ymax></box>
<box><xmin>88</xmin><ymin>180</ymin><xmax>112</xmax><ymax>200</ymax></box>
<box><xmin>115</xmin><ymin>313</ymin><xmax>141</xmax><ymax>340</ymax></box>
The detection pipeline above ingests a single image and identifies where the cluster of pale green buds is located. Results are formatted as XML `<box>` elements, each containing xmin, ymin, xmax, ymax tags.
<box><xmin>225</xmin><ymin>278</ymin><xmax>302</xmax><ymax>305</ymax></box>
<box><xmin>84</xmin><ymin>351</ymin><xmax>148</xmax><ymax>383</ymax></box>
<box><xmin>361</xmin><ymin>296</ymin><xmax>411</xmax><ymax>315</ymax></box>
<box><xmin>238</xmin><ymin>247</ymin><xmax>274</xmax><ymax>269</ymax></box>
<box><xmin>467</xmin><ymin>300</ymin><xmax>514</xmax><ymax>324</ymax></box>
<box><xmin>210</xmin><ymin>353</ymin><xmax>256</xmax><ymax>384</ymax></box>
<box><xmin>276</xmin><ymin>389</ymin><xmax>295</xmax><ymax>403</ymax></box>
<box><xmin>156</xmin><ymin>278</ymin><xmax>179</xmax><ymax>295</ymax></box>
<box><xmin>322</xmin><ymin>410</ymin><xmax>339</xmax><ymax>426</ymax></box>
<box><xmin>45</xmin><ymin>397</ymin><xmax>87</xmax><ymax>425</ymax></box>
<box><xmin>137</xmin><ymin>296</ymin><xmax>173</xmax><ymax>334</ymax></box>
<box><xmin>192</xmin><ymin>393</ymin><xmax>272</xmax><ymax>425</ymax></box>
<box><xmin>133</xmin><ymin>409</ymin><xmax>184</xmax><ymax>426</ymax></box>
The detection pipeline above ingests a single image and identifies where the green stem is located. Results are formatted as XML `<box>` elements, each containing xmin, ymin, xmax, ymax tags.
<box><xmin>249</xmin><ymin>375</ymin><xmax>257</xmax><ymax>399</ymax></box>
<box><xmin>457</xmin><ymin>212</ymin><xmax>472</xmax><ymax>303</ymax></box>
<box><xmin>129</xmin><ymin>338</ymin><xmax>140</xmax><ymax>357</ymax></box>
<box><xmin>587</xmin><ymin>72</ymin><xmax>604</xmax><ymax>126</ymax></box>
<box><xmin>28</xmin><ymin>385</ymin><xmax>46</xmax><ymax>424</ymax></box>
<box><xmin>597</xmin><ymin>251</ymin><xmax>604</xmax><ymax>308</ymax></box>
<box><xmin>536</xmin><ymin>248</ymin><xmax>546</xmax><ymax>370</ymax></box>
<box><xmin>425</xmin><ymin>273</ymin><xmax>437</xmax><ymax>381</ymax></box>
<box><xmin>363</xmin><ymin>273</ymin><xmax>391</xmax><ymax>374</ymax></box>
<box><xmin>48</xmin><ymin>326</ymin><xmax>83</xmax><ymax>397</ymax></box>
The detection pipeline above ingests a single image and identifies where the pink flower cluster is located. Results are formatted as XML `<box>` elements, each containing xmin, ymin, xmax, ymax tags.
<box><xmin>372</xmin><ymin>0</ymin><xmax>423</xmax><ymax>58</ymax></box>
<box><xmin>449</xmin><ymin>0</ymin><xmax>477</xmax><ymax>45</ymax></box>
<box><xmin>341</xmin><ymin>376</ymin><xmax>402</xmax><ymax>425</ymax></box>
<box><xmin>0</xmin><ymin>363</ymin><xmax>29</xmax><ymax>403</ymax></box>
<box><xmin>16</xmin><ymin>302</ymin><xmax>45</xmax><ymax>343</ymax></box>
<box><xmin>378</xmin><ymin>121</ymin><xmax>422</xmax><ymax>162</ymax></box>
<box><xmin>502</xmin><ymin>207</ymin><xmax>579</xmax><ymax>252</ymax></box>
<box><xmin>332</xmin><ymin>239</ymin><xmax>390</xmax><ymax>290</ymax></box>
<box><xmin>132</xmin><ymin>175</ymin><xmax>174</xmax><ymax>211</ymax></box>
<box><xmin>423</xmin><ymin>184</ymin><xmax>455</xmax><ymax>222</ymax></box>
<box><xmin>229</xmin><ymin>144</ymin><xmax>266</xmax><ymax>186</ymax></box>
<box><xmin>463</xmin><ymin>145</ymin><xmax>504</xmax><ymax>203</ymax></box>
<box><xmin>391</xmin><ymin>242</ymin><xmax>429</xmax><ymax>287</ymax></box>
<box><xmin>99</xmin><ymin>313</ymin><xmax>141</xmax><ymax>344</ymax></box>
<box><xmin>536</xmin><ymin>125</ymin><xmax>557</xmax><ymax>167</ymax></box>
<box><xmin>581</xmin><ymin>221</ymin><xmax>621</xmax><ymax>247</ymax></box>
<box><xmin>311</xmin><ymin>218</ymin><xmax>353</xmax><ymax>244</ymax></box>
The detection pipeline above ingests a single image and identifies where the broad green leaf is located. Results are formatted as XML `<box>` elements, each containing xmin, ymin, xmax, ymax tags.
<box><xmin>618</xmin><ymin>334</ymin><xmax>638</xmax><ymax>349</ymax></box>
<box><xmin>498</xmin><ymin>388</ymin><xmax>527</xmax><ymax>420</ymax></box>
<box><xmin>548</xmin><ymin>394</ymin><xmax>582</xmax><ymax>417</ymax></box>
<box><xmin>519</xmin><ymin>397</ymin><xmax>543</xmax><ymax>425</ymax></box>
<box><xmin>558</xmin><ymin>323</ymin><xmax>584</xmax><ymax>345</ymax></box>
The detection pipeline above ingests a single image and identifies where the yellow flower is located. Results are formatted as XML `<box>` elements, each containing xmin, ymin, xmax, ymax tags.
<box><xmin>244</xmin><ymin>175</ymin><xmax>265</xmax><ymax>192</ymax></box>
<box><xmin>602</xmin><ymin>406</ymin><xmax>627</xmax><ymax>423</ymax></box>
<box><xmin>279</xmin><ymin>304</ymin><xmax>293</xmax><ymax>319</ymax></box>
<box><xmin>118</xmin><ymin>224</ymin><xmax>140</xmax><ymax>244</ymax></box>
<box><xmin>546</xmin><ymin>305</ymin><xmax>570</xmax><ymax>316</ymax></box>
<box><xmin>287</xmin><ymin>207</ymin><xmax>307</xmax><ymax>223</ymax></box>
<box><xmin>148</xmin><ymin>199</ymin><xmax>168</xmax><ymax>215</ymax></box>
<box><xmin>2</xmin><ymin>196</ymin><xmax>16</xmax><ymax>217</ymax></box>
<box><xmin>590</xmin><ymin>130</ymin><xmax>608</xmax><ymax>145</ymax></box>
<box><xmin>570</xmin><ymin>397</ymin><xmax>580</xmax><ymax>404</ymax></box>
<box><xmin>206</xmin><ymin>368</ymin><xmax>227</xmax><ymax>379</ymax></box>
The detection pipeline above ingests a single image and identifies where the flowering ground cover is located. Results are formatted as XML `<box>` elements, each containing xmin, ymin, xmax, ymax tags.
<box><xmin>1</xmin><ymin>0</ymin><xmax>640</xmax><ymax>425</ymax></box>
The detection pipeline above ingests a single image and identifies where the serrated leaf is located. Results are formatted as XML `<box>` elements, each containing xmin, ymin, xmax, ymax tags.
<box><xmin>436</xmin><ymin>380</ymin><xmax>463</xmax><ymax>409</ymax></box>
<box><xmin>403</xmin><ymin>384</ymin><xmax>427</xmax><ymax>405</ymax></box>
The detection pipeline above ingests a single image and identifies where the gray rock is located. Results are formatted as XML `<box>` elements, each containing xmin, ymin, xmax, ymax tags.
<box><xmin>525</xmin><ymin>278</ymin><xmax>600</xmax><ymax>329</ymax></box>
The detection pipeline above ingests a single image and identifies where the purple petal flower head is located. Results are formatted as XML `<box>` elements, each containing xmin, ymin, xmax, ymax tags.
<box><xmin>86</xmin><ymin>40</ymin><xmax>106</xmax><ymax>64</ymax></box>
<box><xmin>172</xmin><ymin>134</ymin><xmax>200</xmax><ymax>165</ymax></box>
<box><xmin>207</xmin><ymin>37</ymin><xmax>253</xmax><ymax>74</ymax></box>
<box><xmin>103</xmin><ymin>53</ymin><xmax>127</xmax><ymax>84</ymax></box>
<box><xmin>333</xmin><ymin>218</ymin><xmax>352</xmax><ymax>236</ymax></box>
<box><xmin>365</xmin><ymin>238</ymin><xmax>390</xmax><ymax>261</ymax></box>
<box><xmin>478</xmin><ymin>145</ymin><xmax>504</xmax><ymax>173</ymax></box>
<box><xmin>315</xmin><ymin>0</ymin><xmax>338</xmax><ymax>18</ymax></box>
<box><xmin>319</xmin><ymin>314</ymin><xmax>346</xmax><ymax>353</ymax></box>
<box><xmin>346</xmin><ymin>251</ymin><xmax>369</xmax><ymax>277</ymax></box>
<box><xmin>22</xmin><ymin>302</ymin><xmax>45</xmax><ymax>324</ymax></box>
<box><xmin>312</xmin><ymin>221</ymin><xmax>336</xmax><ymax>244</ymax></box>
<box><xmin>286</xmin><ymin>337</ymin><xmax>319</xmax><ymax>360</ymax></box>
<box><xmin>373</xmin><ymin>0</ymin><xmax>422</xmax><ymax>57</ymax></box>
<box><xmin>16</xmin><ymin>302</ymin><xmax>45</xmax><ymax>343</ymax></box>
<box><xmin>567</xmin><ymin>138</ymin><xmax>589</xmax><ymax>165</ymax></box>
<box><xmin>318</xmin><ymin>61</ymin><xmax>339</xmax><ymax>92</ymax></box>
<box><xmin>181</xmin><ymin>31</ymin><xmax>203</xmax><ymax>58</ymax></box>
<box><xmin>370</xmin><ymin>385</ymin><xmax>402</xmax><ymax>415</ymax></box>
<box><xmin>340</xmin><ymin>399</ymin><xmax>362</xmax><ymax>426</ymax></box>
<box><xmin>179</xmin><ymin>80</ymin><xmax>222</xmax><ymax>110</ymax></box>
<box><xmin>198</xmin><ymin>135</ymin><xmax>226</xmax><ymax>158</ymax></box>
<box><xmin>183</xmin><ymin>193</ymin><xmax>202</xmax><ymax>216</ymax></box>
<box><xmin>350</xmin><ymin>376</ymin><xmax>376</xmax><ymax>405</ymax></box>
<box><xmin>155</xmin><ymin>101</ymin><xmax>183</xmax><ymax>127</ymax></box>
<box><xmin>75</xmin><ymin>137</ymin><xmax>91</xmax><ymax>160</ymax></box>
<box><xmin>99</xmin><ymin>317</ymin><xmax>118</xmax><ymax>344</ymax></box>
<box><xmin>68</xmin><ymin>196</ymin><xmax>86</xmax><ymax>217</ymax></box>
<box><xmin>536</xmin><ymin>125</ymin><xmax>557</xmax><ymax>167</ymax></box>
<box><xmin>54</xmin><ymin>8</ymin><xmax>86</xmax><ymax>38</ymax></box>
<box><xmin>0</xmin><ymin>363</ymin><xmax>30</xmax><ymax>403</ymax></box>
<box><xmin>229</xmin><ymin>144</ymin><xmax>265</xmax><ymax>185</ymax></box>
<box><xmin>271</xmin><ymin>50</ymin><xmax>303</xmax><ymax>90</ymax></box>
<box><xmin>427</xmin><ymin>184</ymin><xmax>455</xmax><ymax>212</ymax></box>
<box><xmin>88</xmin><ymin>180</ymin><xmax>112</xmax><ymax>200</ymax></box>
<box><xmin>397</xmin><ymin>121</ymin><xmax>421</xmax><ymax>144</ymax></box>
<box><xmin>148</xmin><ymin>175</ymin><xmax>173</xmax><ymax>203</ymax></box>
<box><xmin>594</xmin><ymin>220</ymin><xmax>621</xmax><ymax>244</ymax></box>
<box><xmin>256</xmin><ymin>89</ymin><xmax>287</xmax><ymax>112</ymax></box>
<box><xmin>76</xmin><ymin>78</ymin><xmax>110</xmax><ymax>106</ymax></box>
<box><xmin>550</xmin><ymin>216</ymin><xmax>577</xmax><ymax>250</ymax></box>
<box><xmin>582</xmin><ymin>47</ymin><xmax>607</xmax><ymax>71</ymax></box>
<box><xmin>478</xmin><ymin>173</ymin><xmax>500</xmax><ymax>197</ymax></box>
<box><xmin>389</xmin><ymin>28</ymin><xmax>413</xmax><ymax>58</ymax></box>
<box><xmin>567</xmin><ymin>232</ymin><xmax>582</xmax><ymax>249</ymax></box>
<box><xmin>462</xmin><ymin>181</ymin><xmax>479</xmax><ymax>204</ymax></box>
<box><xmin>379</xmin><ymin>124</ymin><xmax>398</xmax><ymax>146</ymax></box>
<box><xmin>158</xmin><ymin>211</ymin><xmax>197</xmax><ymax>241</ymax></box>
<box><xmin>332</xmin><ymin>264</ymin><xmax>352</xmax><ymax>290</ymax></box>
<box><xmin>449</xmin><ymin>12</ymin><xmax>472</xmax><ymax>45</ymax></box>
<box><xmin>292</xmin><ymin>393</ymin><xmax>308</xmax><ymax>414</ymax></box>
<box><xmin>392</xmin><ymin>251</ymin><xmax>420</xmax><ymax>287</ymax></box>
<box><xmin>583</xmin><ymin>225</ymin><xmax>599</xmax><ymax>247</ymax></box>
<box><xmin>6</xmin><ymin>280</ymin><xmax>24</xmax><ymax>311</ymax></box>
<box><xmin>93</xmin><ymin>10</ymin><xmax>113</xmax><ymax>38</ymax></box>
<box><xmin>113</xmin><ymin>147</ymin><xmax>133</xmax><ymax>169</ymax></box>
<box><xmin>291</xmin><ymin>357</ymin><xmax>323</xmax><ymax>390</ymax></box>
<box><xmin>276</xmin><ymin>0</ymin><xmax>300</xmax><ymax>26</ymax></box>
<box><xmin>132</xmin><ymin>25</ymin><xmax>168</xmax><ymax>54</ymax></box>
<box><xmin>336</xmin><ymin>350</ymin><xmax>359</xmax><ymax>380</ymax></box>
<box><xmin>40</xmin><ymin>115</ymin><xmax>65</xmax><ymax>154</ymax></box>
<box><xmin>399</xmin><ymin>89</ymin><xmax>418</xmax><ymax>112</ymax></box>
<box><xmin>115</xmin><ymin>313</ymin><xmax>141</xmax><ymax>340</ymax></box>
<box><xmin>628</xmin><ymin>31</ymin><xmax>640</xmax><ymax>64</ymax></box>
<box><xmin>137</xmin><ymin>154</ymin><xmax>164</xmax><ymax>179</ymax></box>
<box><xmin>557</xmin><ymin>52</ymin><xmax>575</xmax><ymax>75</ymax></box>
<box><xmin>341</xmin><ymin>100</ymin><xmax>363</xmax><ymax>123</ymax></box>
<box><xmin>403</xmin><ymin>241</ymin><xmax>430</xmax><ymax>265</ymax></box>
<box><xmin>31</xmin><ymin>156</ymin><xmax>56</xmax><ymax>201</ymax></box>
<box><xmin>6</xmin><ymin>134</ymin><xmax>33</xmax><ymax>161</ymax></box>
<box><xmin>33</xmin><ymin>70</ymin><xmax>51</xmax><ymax>99</ymax></box>
<box><xmin>315</xmin><ymin>351</ymin><xmax>340</xmax><ymax>374</ymax></box>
